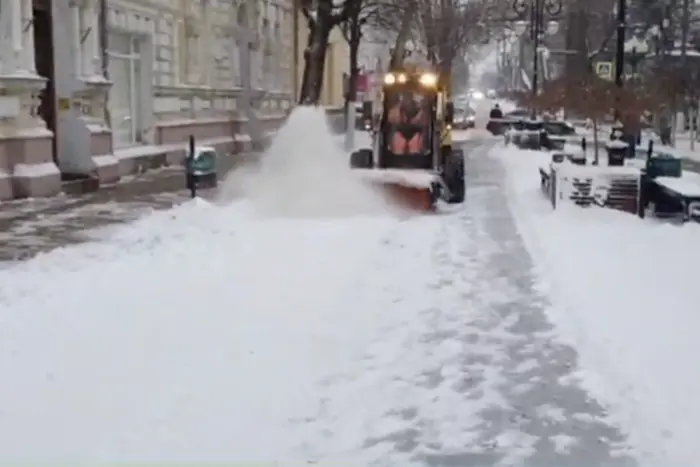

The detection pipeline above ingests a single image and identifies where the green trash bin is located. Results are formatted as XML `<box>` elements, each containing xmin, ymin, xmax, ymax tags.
<box><xmin>188</xmin><ymin>147</ymin><xmax>218</xmax><ymax>189</ymax></box>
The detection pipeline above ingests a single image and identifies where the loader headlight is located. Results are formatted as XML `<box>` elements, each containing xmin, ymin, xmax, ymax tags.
<box><xmin>419</xmin><ymin>73</ymin><xmax>438</xmax><ymax>87</ymax></box>
<box><xmin>383</xmin><ymin>73</ymin><xmax>396</xmax><ymax>85</ymax></box>
<box><xmin>397</xmin><ymin>73</ymin><xmax>407</xmax><ymax>83</ymax></box>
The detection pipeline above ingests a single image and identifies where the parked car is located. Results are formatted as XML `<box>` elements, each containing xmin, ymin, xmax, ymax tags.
<box><xmin>453</xmin><ymin>107</ymin><xmax>476</xmax><ymax>129</ymax></box>
<box><xmin>505</xmin><ymin>109</ymin><xmax>530</xmax><ymax>119</ymax></box>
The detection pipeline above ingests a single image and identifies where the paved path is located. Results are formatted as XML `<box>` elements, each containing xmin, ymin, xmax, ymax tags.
<box><xmin>288</xmin><ymin>140</ymin><xmax>636</xmax><ymax>465</ymax></box>
<box><xmin>0</xmin><ymin>153</ymin><xmax>262</xmax><ymax>262</ymax></box>
<box><xmin>449</xmin><ymin>140</ymin><xmax>633</xmax><ymax>465</ymax></box>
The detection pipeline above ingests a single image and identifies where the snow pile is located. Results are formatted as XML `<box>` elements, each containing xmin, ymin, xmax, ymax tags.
<box><xmin>495</xmin><ymin>145</ymin><xmax>700</xmax><ymax>464</ymax></box>
<box><xmin>221</xmin><ymin>106</ymin><xmax>395</xmax><ymax>217</ymax></box>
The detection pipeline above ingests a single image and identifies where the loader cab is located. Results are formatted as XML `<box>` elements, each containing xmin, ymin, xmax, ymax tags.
<box><xmin>349</xmin><ymin>70</ymin><xmax>465</xmax><ymax>206</ymax></box>
<box><xmin>363</xmin><ymin>70</ymin><xmax>449</xmax><ymax>170</ymax></box>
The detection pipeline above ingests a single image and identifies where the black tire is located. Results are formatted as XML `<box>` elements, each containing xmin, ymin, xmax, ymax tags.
<box><xmin>444</xmin><ymin>149</ymin><xmax>465</xmax><ymax>203</ymax></box>
<box><xmin>350</xmin><ymin>148</ymin><xmax>373</xmax><ymax>168</ymax></box>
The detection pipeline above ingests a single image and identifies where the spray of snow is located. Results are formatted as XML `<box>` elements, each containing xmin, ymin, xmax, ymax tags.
<box><xmin>469</xmin><ymin>42</ymin><xmax>499</xmax><ymax>89</ymax></box>
<box><xmin>219</xmin><ymin>106</ymin><xmax>396</xmax><ymax>217</ymax></box>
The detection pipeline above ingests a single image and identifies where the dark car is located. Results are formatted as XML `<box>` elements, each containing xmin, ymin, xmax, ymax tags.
<box><xmin>505</xmin><ymin>109</ymin><xmax>530</xmax><ymax>119</ymax></box>
<box><xmin>543</xmin><ymin>120</ymin><xmax>576</xmax><ymax>136</ymax></box>
<box><xmin>453</xmin><ymin>107</ymin><xmax>476</xmax><ymax>129</ymax></box>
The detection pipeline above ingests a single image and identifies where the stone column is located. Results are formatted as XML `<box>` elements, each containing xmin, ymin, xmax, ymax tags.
<box><xmin>11</xmin><ymin>0</ymin><xmax>23</xmax><ymax>72</ymax></box>
<box><xmin>70</xmin><ymin>0</ymin><xmax>82</xmax><ymax>76</ymax></box>
<box><xmin>81</xmin><ymin>1</ymin><xmax>100</xmax><ymax>78</ymax></box>
<box><xmin>20</xmin><ymin>0</ymin><xmax>36</xmax><ymax>73</ymax></box>
<box><xmin>199</xmin><ymin>3</ymin><xmax>210</xmax><ymax>85</ymax></box>
<box><xmin>0</xmin><ymin>0</ymin><xmax>12</xmax><ymax>73</ymax></box>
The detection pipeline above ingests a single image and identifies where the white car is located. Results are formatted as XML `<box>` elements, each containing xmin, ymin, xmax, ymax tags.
<box><xmin>469</xmin><ymin>89</ymin><xmax>485</xmax><ymax>100</ymax></box>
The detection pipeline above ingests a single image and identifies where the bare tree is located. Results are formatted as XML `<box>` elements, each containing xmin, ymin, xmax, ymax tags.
<box><xmin>298</xmin><ymin>0</ymin><xmax>361</xmax><ymax>105</ymax></box>
<box><xmin>339</xmin><ymin>0</ymin><xmax>382</xmax><ymax>108</ymax></box>
<box><xmin>415</xmin><ymin>0</ymin><xmax>492</xmax><ymax>82</ymax></box>
<box><xmin>529</xmin><ymin>74</ymin><xmax>661</xmax><ymax>161</ymax></box>
<box><xmin>551</xmin><ymin>0</ymin><xmax>617</xmax><ymax>75</ymax></box>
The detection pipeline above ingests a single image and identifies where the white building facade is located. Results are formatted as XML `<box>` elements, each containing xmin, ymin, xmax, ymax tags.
<box><xmin>0</xmin><ymin>0</ymin><xmax>294</xmax><ymax>200</ymax></box>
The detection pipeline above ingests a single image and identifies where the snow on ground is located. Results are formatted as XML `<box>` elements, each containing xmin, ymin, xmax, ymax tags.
<box><xmin>0</xmin><ymin>108</ymin><xmax>493</xmax><ymax>463</ymax></box>
<box><xmin>495</xmin><ymin>144</ymin><xmax>700</xmax><ymax>464</ymax></box>
<box><xmin>0</xmin><ymin>112</ymin><xmax>635</xmax><ymax>464</ymax></box>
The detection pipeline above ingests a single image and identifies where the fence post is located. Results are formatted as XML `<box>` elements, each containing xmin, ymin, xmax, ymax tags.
<box><xmin>550</xmin><ymin>166</ymin><xmax>557</xmax><ymax>209</ymax></box>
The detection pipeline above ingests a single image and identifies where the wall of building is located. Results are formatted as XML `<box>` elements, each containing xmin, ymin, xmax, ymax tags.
<box><xmin>0</xmin><ymin>0</ymin><xmax>294</xmax><ymax>200</ymax></box>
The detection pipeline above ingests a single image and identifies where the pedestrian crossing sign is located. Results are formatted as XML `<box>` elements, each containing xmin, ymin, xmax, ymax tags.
<box><xmin>596</xmin><ymin>62</ymin><xmax>613</xmax><ymax>80</ymax></box>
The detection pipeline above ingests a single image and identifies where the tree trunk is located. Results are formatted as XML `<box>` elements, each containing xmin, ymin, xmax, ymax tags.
<box><xmin>390</xmin><ymin>7</ymin><xmax>414</xmax><ymax>69</ymax></box>
<box><xmin>346</xmin><ymin>11</ymin><xmax>361</xmax><ymax>104</ymax></box>
<box><xmin>342</xmin><ymin>0</ymin><xmax>362</xmax><ymax>125</ymax></box>
<box><xmin>298</xmin><ymin>31</ymin><xmax>314</xmax><ymax>104</ymax></box>
<box><xmin>300</xmin><ymin>22</ymin><xmax>332</xmax><ymax>105</ymax></box>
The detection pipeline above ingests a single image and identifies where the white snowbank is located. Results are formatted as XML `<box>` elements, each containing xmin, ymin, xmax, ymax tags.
<box><xmin>219</xmin><ymin>106</ymin><xmax>395</xmax><ymax>217</ymax></box>
<box><xmin>496</xmin><ymin>145</ymin><xmax>700</xmax><ymax>464</ymax></box>
<box><xmin>0</xmin><ymin>194</ymin><xmax>412</xmax><ymax>462</ymax></box>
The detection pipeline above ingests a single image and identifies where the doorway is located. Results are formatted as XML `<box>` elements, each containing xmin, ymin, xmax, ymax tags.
<box><xmin>108</xmin><ymin>33</ymin><xmax>143</xmax><ymax>148</ymax></box>
<box><xmin>33</xmin><ymin>0</ymin><xmax>57</xmax><ymax>162</ymax></box>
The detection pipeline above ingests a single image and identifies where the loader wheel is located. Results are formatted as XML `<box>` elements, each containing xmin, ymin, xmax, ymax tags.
<box><xmin>445</xmin><ymin>149</ymin><xmax>465</xmax><ymax>203</ymax></box>
<box><xmin>350</xmin><ymin>148</ymin><xmax>373</xmax><ymax>168</ymax></box>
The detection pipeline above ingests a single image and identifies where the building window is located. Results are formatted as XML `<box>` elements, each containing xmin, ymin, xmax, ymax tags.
<box><xmin>108</xmin><ymin>33</ymin><xmax>142</xmax><ymax>148</ymax></box>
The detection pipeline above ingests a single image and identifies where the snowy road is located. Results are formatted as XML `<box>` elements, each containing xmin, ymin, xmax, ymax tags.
<box><xmin>0</xmin><ymin>123</ymin><xmax>635</xmax><ymax>463</ymax></box>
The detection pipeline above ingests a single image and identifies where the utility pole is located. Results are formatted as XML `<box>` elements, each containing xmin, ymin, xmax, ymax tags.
<box><xmin>292</xmin><ymin>0</ymin><xmax>299</xmax><ymax>102</ymax></box>
<box><xmin>99</xmin><ymin>0</ymin><xmax>109</xmax><ymax>126</ymax></box>
<box><xmin>614</xmin><ymin>0</ymin><xmax>625</xmax><ymax>88</ymax></box>
<box><xmin>681</xmin><ymin>0</ymin><xmax>690</xmax><ymax>143</ymax></box>
<box><xmin>512</xmin><ymin>0</ymin><xmax>561</xmax><ymax>118</ymax></box>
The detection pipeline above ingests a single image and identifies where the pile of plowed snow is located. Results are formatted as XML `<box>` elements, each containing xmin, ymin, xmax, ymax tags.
<box><xmin>220</xmin><ymin>106</ymin><xmax>396</xmax><ymax>217</ymax></box>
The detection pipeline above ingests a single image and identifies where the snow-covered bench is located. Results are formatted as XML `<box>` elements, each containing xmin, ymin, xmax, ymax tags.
<box><xmin>651</xmin><ymin>174</ymin><xmax>700</xmax><ymax>221</ymax></box>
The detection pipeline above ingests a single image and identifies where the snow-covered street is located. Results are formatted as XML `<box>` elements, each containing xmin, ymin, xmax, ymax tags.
<box><xmin>0</xmin><ymin>109</ymin><xmax>635</xmax><ymax>464</ymax></box>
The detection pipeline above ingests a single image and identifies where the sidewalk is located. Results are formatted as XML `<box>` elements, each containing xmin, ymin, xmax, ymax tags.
<box><xmin>0</xmin><ymin>152</ymin><xmax>259</xmax><ymax>262</ymax></box>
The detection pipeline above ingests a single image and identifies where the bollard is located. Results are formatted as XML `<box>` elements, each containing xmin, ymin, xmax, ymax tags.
<box><xmin>581</xmin><ymin>137</ymin><xmax>586</xmax><ymax>152</ymax></box>
<box><xmin>186</xmin><ymin>135</ymin><xmax>196</xmax><ymax>198</ymax></box>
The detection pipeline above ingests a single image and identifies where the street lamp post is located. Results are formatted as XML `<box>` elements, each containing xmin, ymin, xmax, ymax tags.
<box><xmin>512</xmin><ymin>0</ymin><xmax>562</xmax><ymax>119</ymax></box>
<box><xmin>615</xmin><ymin>0</ymin><xmax>627</xmax><ymax>88</ymax></box>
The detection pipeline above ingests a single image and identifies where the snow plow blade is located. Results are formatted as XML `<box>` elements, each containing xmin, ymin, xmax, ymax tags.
<box><xmin>354</xmin><ymin>169</ymin><xmax>438</xmax><ymax>212</ymax></box>
<box><xmin>375</xmin><ymin>181</ymin><xmax>435</xmax><ymax>211</ymax></box>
